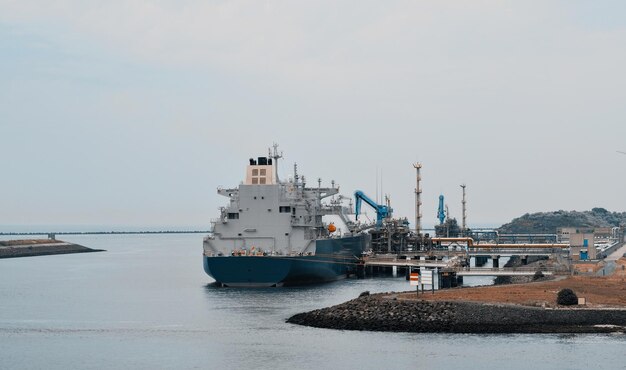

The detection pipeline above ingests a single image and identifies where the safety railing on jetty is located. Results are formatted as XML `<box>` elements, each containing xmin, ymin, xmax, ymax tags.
<box><xmin>455</xmin><ymin>267</ymin><xmax>555</xmax><ymax>276</ymax></box>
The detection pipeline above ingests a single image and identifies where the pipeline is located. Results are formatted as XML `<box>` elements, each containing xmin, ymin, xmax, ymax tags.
<box><xmin>431</xmin><ymin>237</ymin><xmax>568</xmax><ymax>249</ymax></box>
<box><xmin>471</xmin><ymin>243</ymin><xmax>569</xmax><ymax>249</ymax></box>
<box><xmin>431</xmin><ymin>237</ymin><xmax>475</xmax><ymax>247</ymax></box>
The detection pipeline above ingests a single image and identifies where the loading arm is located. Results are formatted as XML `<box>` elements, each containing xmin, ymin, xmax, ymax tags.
<box><xmin>354</xmin><ymin>190</ymin><xmax>392</xmax><ymax>228</ymax></box>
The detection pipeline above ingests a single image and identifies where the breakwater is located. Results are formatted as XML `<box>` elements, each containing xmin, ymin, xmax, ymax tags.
<box><xmin>288</xmin><ymin>294</ymin><xmax>626</xmax><ymax>333</ymax></box>
<box><xmin>0</xmin><ymin>240</ymin><xmax>104</xmax><ymax>258</ymax></box>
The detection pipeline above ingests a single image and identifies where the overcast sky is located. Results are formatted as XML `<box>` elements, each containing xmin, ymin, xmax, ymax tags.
<box><xmin>1</xmin><ymin>1</ymin><xmax>625</xmax><ymax>229</ymax></box>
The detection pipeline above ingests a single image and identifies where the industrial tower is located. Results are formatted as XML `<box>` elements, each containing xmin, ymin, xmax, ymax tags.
<box><xmin>460</xmin><ymin>184</ymin><xmax>467</xmax><ymax>232</ymax></box>
<box><xmin>413</xmin><ymin>163</ymin><xmax>422</xmax><ymax>235</ymax></box>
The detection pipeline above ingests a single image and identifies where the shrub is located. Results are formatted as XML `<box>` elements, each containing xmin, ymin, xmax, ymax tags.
<box><xmin>533</xmin><ymin>271</ymin><xmax>545</xmax><ymax>281</ymax></box>
<box><xmin>557</xmin><ymin>288</ymin><xmax>578</xmax><ymax>305</ymax></box>
<box><xmin>494</xmin><ymin>276</ymin><xmax>512</xmax><ymax>285</ymax></box>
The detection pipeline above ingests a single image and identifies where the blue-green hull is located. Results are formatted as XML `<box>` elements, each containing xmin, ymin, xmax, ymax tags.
<box><xmin>203</xmin><ymin>235</ymin><xmax>368</xmax><ymax>287</ymax></box>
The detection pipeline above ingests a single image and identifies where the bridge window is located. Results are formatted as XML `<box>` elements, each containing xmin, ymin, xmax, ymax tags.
<box><xmin>228</xmin><ymin>213</ymin><xmax>239</xmax><ymax>219</ymax></box>
<box><xmin>279</xmin><ymin>206</ymin><xmax>291</xmax><ymax>213</ymax></box>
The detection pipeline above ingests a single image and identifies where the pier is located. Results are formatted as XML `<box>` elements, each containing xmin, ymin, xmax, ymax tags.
<box><xmin>362</xmin><ymin>257</ymin><xmax>555</xmax><ymax>277</ymax></box>
<box><xmin>358</xmin><ymin>235</ymin><xmax>570</xmax><ymax>289</ymax></box>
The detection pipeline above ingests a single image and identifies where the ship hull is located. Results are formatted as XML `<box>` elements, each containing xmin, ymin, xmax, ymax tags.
<box><xmin>203</xmin><ymin>235</ymin><xmax>368</xmax><ymax>287</ymax></box>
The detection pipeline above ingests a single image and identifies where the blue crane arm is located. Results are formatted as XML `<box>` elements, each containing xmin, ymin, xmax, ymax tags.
<box><xmin>354</xmin><ymin>190</ymin><xmax>392</xmax><ymax>228</ymax></box>
<box><xmin>354</xmin><ymin>191</ymin><xmax>380</xmax><ymax>213</ymax></box>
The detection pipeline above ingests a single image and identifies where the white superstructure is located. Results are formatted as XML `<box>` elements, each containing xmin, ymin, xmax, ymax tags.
<box><xmin>203</xmin><ymin>147</ymin><xmax>354</xmax><ymax>257</ymax></box>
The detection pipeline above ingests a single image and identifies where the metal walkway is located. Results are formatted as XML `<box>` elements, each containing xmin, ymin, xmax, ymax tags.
<box><xmin>457</xmin><ymin>268</ymin><xmax>553</xmax><ymax>276</ymax></box>
<box><xmin>364</xmin><ymin>260</ymin><xmax>451</xmax><ymax>268</ymax></box>
<box><xmin>363</xmin><ymin>258</ymin><xmax>555</xmax><ymax>277</ymax></box>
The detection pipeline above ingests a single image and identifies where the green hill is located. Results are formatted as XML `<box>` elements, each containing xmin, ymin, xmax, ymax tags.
<box><xmin>498</xmin><ymin>208</ymin><xmax>626</xmax><ymax>234</ymax></box>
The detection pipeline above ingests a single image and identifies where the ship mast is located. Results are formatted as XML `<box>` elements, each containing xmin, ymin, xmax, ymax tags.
<box><xmin>269</xmin><ymin>143</ymin><xmax>283</xmax><ymax>183</ymax></box>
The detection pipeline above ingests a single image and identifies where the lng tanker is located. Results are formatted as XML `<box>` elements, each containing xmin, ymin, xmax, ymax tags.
<box><xmin>203</xmin><ymin>145</ymin><xmax>369</xmax><ymax>287</ymax></box>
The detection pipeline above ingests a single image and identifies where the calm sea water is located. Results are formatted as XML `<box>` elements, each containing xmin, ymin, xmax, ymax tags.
<box><xmin>1</xmin><ymin>233</ymin><xmax>624</xmax><ymax>370</ymax></box>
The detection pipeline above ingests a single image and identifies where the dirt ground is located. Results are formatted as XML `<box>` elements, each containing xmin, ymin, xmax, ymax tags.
<box><xmin>572</xmin><ymin>261</ymin><xmax>606</xmax><ymax>274</ymax></box>
<box><xmin>399</xmin><ymin>258</ymin><xmax>626</xmax><ymax>308</ymax></box>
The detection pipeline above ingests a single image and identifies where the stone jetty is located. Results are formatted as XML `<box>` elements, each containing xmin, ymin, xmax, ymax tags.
<box><xmin>288</xmin><ymin>294</ymin><xmax>626</xmax><ymax>334</ymax></box>
<box><xmin>0</xmin><ymin>239</ymin><xmax>104</xmax><ymax>258</ymax></box>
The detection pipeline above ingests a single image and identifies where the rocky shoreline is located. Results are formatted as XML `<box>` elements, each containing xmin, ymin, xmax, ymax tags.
<box><xmin>287</xmin><ymin>294</ymin><xmax>626</xmax><ymax>333</ymax></box>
